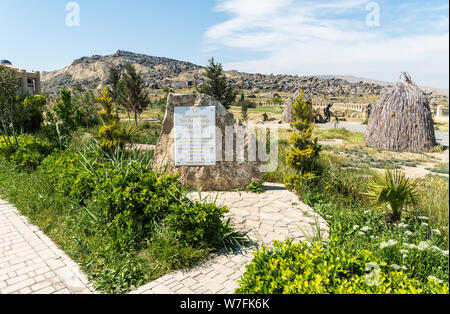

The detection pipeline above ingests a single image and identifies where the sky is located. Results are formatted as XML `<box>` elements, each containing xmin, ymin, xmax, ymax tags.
<box><xmin>1</xmin><ymin>0</ymin><xmax>448</xmax><ymax>88</ymax></box>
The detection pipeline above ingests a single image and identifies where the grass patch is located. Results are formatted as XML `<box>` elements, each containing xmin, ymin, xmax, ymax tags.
<box><xmin>427</xmin><ymin>163</ymin><xmax>449</xmax><ymax>175</ymax></box>
<box><xmin>313</xmin><ymin>128</ymin><xmax>365</xmax><ymax>145</ymax></box>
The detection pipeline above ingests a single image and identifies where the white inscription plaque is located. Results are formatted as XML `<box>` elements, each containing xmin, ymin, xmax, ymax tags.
<box><xmin>174</xmin><ymin>106</ymin><xmax>216</xmax><ymax>166</ymax></box>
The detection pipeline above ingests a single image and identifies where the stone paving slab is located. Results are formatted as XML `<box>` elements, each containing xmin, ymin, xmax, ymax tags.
<box><xmin>131</xmin><ymin>183</ymin><xmax>328</xmax><ymax>294</ymax></box>
<box><xmin>0</xmin><ymin>199</ymin><xmax>95</xmax><ymax>294</ymax></box>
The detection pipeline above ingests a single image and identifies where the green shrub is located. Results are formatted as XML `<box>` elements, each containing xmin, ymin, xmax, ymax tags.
<box><xmin>145</xmin><ymin>223</ymin><xmax>209</xmax><ymax>273</ymax></box>
<box><xmin>365</xmin><ymin>169</ymin><xmax>420</xmax><ymax>224</ymax></box>
<box><xmin>39</xmin><ymin>149</ymin><xmax>96</xmax><ymax>202</ymax></box>
<box><xmin>91</xmin><ymin>253</ymin><xmax>149</xmax><ymax>294</ymax></box>
<box><xmin>16</xmin><ymin>95</ymin><xmax>47</xmax><ymax>133</ymax></box>
<box><xmin>0</xmin><ymin>135</ymin><xmax>54</xmax><ymax>171</ymax></box>
<box><xmin>247</xmin><ymin>180</ymin><xmax>264</xmax><ymax>194</ymax></box>
<box><xmin>166</xmin><ymin>201</ymin><xmax>229</xmax><ymax>247</ymax></box>
<box><xmin>92</xmin><ymin>165</ymin><xmax>182</xmax><ymax>243</ymax></box>
<box><xmin>236</xmin><ymin>240</ymin><xmax>449</xmax><ymax>294</ymax></box>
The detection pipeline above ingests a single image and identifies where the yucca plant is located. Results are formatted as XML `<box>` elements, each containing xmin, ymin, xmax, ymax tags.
<box><xmin>116</xmin><ymin>123</ymin><xmax>143</xmax><ymax>145</ymax></box>
<box><xmin>365</xmin><ymin>169</ymin><xmax>420</xmax><ymax>224</ymax></box>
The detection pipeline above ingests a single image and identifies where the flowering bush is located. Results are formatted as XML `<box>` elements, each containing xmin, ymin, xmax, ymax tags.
<box><xmin>0</xmin><ymin>134</ymin><xmax>54</xmax><ymax>171</ymax></box>
<box><xmin>236</xmin><ymin>240</ymin><xmax>449</xmax><ymax>294</ymax></box>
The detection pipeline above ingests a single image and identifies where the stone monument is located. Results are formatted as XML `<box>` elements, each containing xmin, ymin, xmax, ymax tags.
<box><xmin>152</xmin><ymin>94</ymin><xmax>264</xmax><ymax>191</ymax></box>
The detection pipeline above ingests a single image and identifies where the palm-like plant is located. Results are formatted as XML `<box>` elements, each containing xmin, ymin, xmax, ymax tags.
<box><xmin>116</xmin><ymin>123</ymin><xmax>143</xmax><ymax>145</ymax></box>
<box><xmin>365</xmin><ymin>169</ymin><xmax>420</xmax><ymax>224</ymax></box>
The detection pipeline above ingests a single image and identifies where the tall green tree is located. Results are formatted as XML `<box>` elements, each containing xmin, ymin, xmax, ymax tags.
<box><xmin>197</xmin><ymin>58</ymin><xmax>237</xmax><ymax>109</ymax></box>
<box><xmin>108</xmin><ymin>65</ymin><xmax>121</xmax><ymax>119</ymax></box>
<box><xmin>239</xmin><ymin>92</ymin><xmax>248</xmax><ymax>123</ymax></box>
<box><xmin>121</xmin><ymin>64</ymin><xmax>150</xmax><ymax>126</ymax></box>
<box><xmin>0</xmin><ymin>65</ymin><xmax>19</xmax><ymax>146</ymax></box>
<box><xmin>72</xmin><ymin>88</ymin><xmax>100</xmax><ymax>128</ymax></box>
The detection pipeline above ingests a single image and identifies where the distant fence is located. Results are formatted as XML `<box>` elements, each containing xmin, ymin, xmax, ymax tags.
<box><xmin>254</xmin><ymin>101</ymin><xmax>369</xmax><ymax>111</ymax></box>
<box><xmin>314</xmin><ymin>103</ymin><xmax>369</xmax><ymax>112</ymax></box>
<box><xmin>255</xmin><ymin>102</ymin><xmax>286</xmax><ymax>106</ymax></box>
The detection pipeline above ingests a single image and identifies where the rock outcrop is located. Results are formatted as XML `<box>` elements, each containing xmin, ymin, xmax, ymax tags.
<box><xmin>152</xmin><ymin>93</ymin><xmax>263</xmax><ymax>191</ymax></box>
<box><xmin>41</xmin><ymin>51</ymin><xmax>398</xmax><ymax>97</ymax></box>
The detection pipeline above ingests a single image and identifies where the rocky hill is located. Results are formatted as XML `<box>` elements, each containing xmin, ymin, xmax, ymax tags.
<box><xmin>41</xmin><ymin>50</ymin><xmax>447</xmax><ymax>99</ymax></box>
<box><xmin>41</xmin><ymin>50</ymin><xmax>202</xmax><ymax>93</ymax></box>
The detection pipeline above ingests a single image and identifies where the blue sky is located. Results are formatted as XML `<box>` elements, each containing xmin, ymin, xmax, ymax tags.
<box><xmin>1</xmin><ymin>0</ymin><xmax>448</xmax><ymax>87</ymax></box>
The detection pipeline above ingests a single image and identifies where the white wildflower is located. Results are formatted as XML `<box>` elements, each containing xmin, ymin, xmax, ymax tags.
<box><xmin>421</xmin><ymin>222</ymin><xmax>429</xmax><ymax>227</ymax></box>
<box><xmin>442</xmin><ymin>250</ymin><xmax>449</xmax><ymax>257</ymax></box>
<box><xmin>380</xmin><ymin>240</ymin><xmax>398</xmax><ymax>249</ymax></box>
<box><xmin>390</xmin><ymin>264</ymin><xmax>401</xmax><ymax>271</ymax></box>
<box><xmin>431</xmin><ymin>246</ymin><xmax>441</xmax><ymax>252</ymax></box>
<box><xmin>428</xmin><ymin>276</ymin><xmax>443</xmax><ymax>284</ymax></box>
<box><xmin>402</xmin><ymin>266</ymin><xmax>408</xmax><ymax>271</ymax></box>
<box><xmin>419</xmin><ymin>216</ymin><xmax>430</xmax><ymax>221</ymax></box>
<box><xmin>370</xmin><ymin>236</ymin><xmax>379</xmax><ymax>240</ymax></box>
<box><xmin>403</xmin><ymin>243</ymin><xmax>417</xmax><ymax>250</ymax></box>
<box><xmin>404</xmin><ymin>231</ymin><xmax>413</xmax><ymax>237</ymax></box>
<box><xmin>357</xmin><ymin>231</ymin><xmax>365</xmax><ymax>236</ymax></box>
<box><xmin>361</xmin><ymin>226</ymin><xmax>371</xmax><ymax>232</ymax></box>
<box><xmin>397</xmin><ymin>223</ymin><xmax>408</xmax><ymax>229</ymax></box>
<box><xmin>353</xmin><ymin>225</ymin><xmax>360</xmax><ymax>230</ymax></box>
<box><xmin>432</xmin><ymin>229</ymin><xmax>442</xmax><ymax>236</ymax></box>
<box><xmin>400</xmin><ymin>249</ymin><xmax>409</xmax><ymax>255</ymax></box>
<box><xmin>418</xmin><ymin>242</ymin><xmax>431</xmax><ymax>251</ymax></box>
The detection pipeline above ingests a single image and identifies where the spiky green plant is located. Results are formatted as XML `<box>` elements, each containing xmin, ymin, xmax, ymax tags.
<box><xmin>365</xmin><ymin>169</ymin><xmax>420</xmax><ymax>223</ymax></box>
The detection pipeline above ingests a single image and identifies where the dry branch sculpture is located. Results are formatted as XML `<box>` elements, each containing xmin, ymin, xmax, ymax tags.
<box><xmin>365</xmin><ymin>73</ymin><xmax>436</xmax><ymax>152</ymax></box>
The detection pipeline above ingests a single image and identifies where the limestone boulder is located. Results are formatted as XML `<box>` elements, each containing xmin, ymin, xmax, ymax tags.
<box><xmin>152</xmin><ymin>93</ymin><xmax>263</xmax><ymax>191</ymax></box>
<box><xmin>282</xmin><ymin>104</ymin><xmax>296</xmax><ymax>123</ymax></box>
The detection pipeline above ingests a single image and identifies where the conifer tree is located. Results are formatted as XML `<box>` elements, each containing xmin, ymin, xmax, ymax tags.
<box><xmin>96</xmin><ymin>87</ymin><xmax>119</xmax><ymax>154</ymax></box>
<box><xmin>108</xmin><ymin>65</ymin><xmax>121</xmax><ymax>119</ymax></box>
<box><xmin>239</xmin><ymin>92</ymin><xmax>248</xmax><ymax>123</ymax></box>
<box><xmin>285</xmin><ymin>90</ymin><xmax>321</xmax><ymax>174</ymax></box>
<box><xmin>197</xmin><ymin>58</ymin><xmax>237</xmax><ymax>109</ymax></box>
<box><xmin>121</xmin><ymin>64</ymin><xmax>150</xmax><ymax>126</ymax></box>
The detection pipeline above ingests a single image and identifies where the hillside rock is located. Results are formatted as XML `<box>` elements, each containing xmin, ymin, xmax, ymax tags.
<box><xmin>41</xmin><ymin>51</ymin><xmax>392</xmax><ymax>97</ymax></box>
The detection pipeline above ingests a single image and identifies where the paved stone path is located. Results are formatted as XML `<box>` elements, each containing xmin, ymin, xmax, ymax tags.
<box><xmin>0</xmin><ymin>200</ymin><xmax>94</xmax><ymax>294</ymax></box>
<box><xmin>131</xmin><ymin>183</ymin><xmax>328</xmax><ymax>294</ymax></box>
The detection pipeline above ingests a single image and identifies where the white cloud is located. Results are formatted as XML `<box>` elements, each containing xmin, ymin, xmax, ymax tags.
<box><xmin>203</xmin><ymin>0</ymin><xmax>449</xmax><ymax>87</ymax></box>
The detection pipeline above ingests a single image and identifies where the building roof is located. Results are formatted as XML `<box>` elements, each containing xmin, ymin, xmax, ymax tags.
<box><xmin>0</xmin><ymin>60</ymin><xmax>12</xmax><ymax>65</ymax></box>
